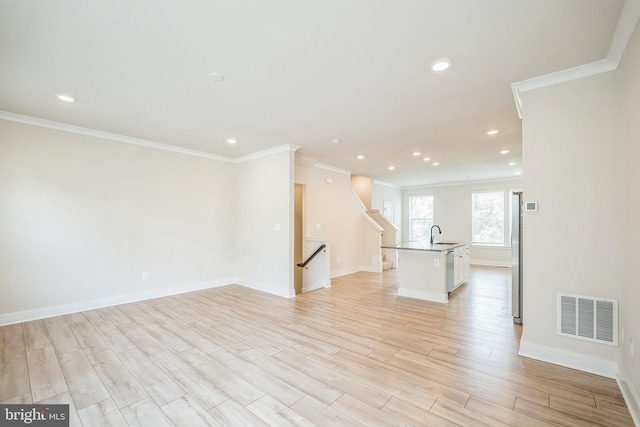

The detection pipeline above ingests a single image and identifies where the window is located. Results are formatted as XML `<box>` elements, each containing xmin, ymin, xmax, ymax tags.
<box><xmin>471</xmin><ymin>191</ymin><xmax>505</xmax><ymax>245</ymax></box>
<box><xmin>409</xmin><ymin>195</ymin><xmax>433</xmax><ymax>241</ymax></box>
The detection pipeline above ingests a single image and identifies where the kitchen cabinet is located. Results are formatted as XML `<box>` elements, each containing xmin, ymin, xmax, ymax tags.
<box><xmin>453</xmin><ymin>244</ymin><xmax>471</xmax><ymax>287</ymax></box>
<box><xmin>380</xmin><ymin>241</ymin><xmax>471</xmax><ymax>303</ymax></box>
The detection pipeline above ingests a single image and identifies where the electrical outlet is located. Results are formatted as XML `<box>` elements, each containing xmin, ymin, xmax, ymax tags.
<box><xmin>316</xmin><ymin>223</ymin><xmax>320</xmax><ymax>230</ymax></box>
<box><xmin>337</xmin><ymin>256</ymin><xmax>341</xmax><ymax>263</ymax></box>
<box><xmin>258</xmin><ymin>266</ymin><xmax>262</xmax><ymax>273</ymax></box>
<box><xmin>434</xmin><ymin>259</ymin><xmax>440</xmax><ymax>267</ymax></box>
<box><xmin>142</xmin><ymin>272</ymin><xmax>149</xmax><ymax>280</ymax></box>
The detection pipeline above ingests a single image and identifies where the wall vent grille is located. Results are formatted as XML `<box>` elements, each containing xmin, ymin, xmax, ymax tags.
<box><xmin>557</xmin><ymin>294</ymin><xmax>617</xmax><ymax>346</ymax></box>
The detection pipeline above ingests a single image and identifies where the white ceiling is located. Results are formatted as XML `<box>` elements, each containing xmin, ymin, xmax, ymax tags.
<box><xmin>0</xmin><ymin>0</ymin><xmax>628</xmax><ymax>187</ymax></box>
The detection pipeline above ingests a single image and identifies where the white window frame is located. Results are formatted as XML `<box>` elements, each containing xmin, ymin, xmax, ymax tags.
<box><xmin>471</xmin><ymin>190</ymin><xmax>506</xmax><ymax>246</ymax></box>
<box><xmin>408</xmin><ymin>194</ymin><xmax>434</xmax><ymax>242</ymax></box>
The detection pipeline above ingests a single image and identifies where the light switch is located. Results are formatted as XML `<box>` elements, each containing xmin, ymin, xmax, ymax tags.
<box><xmin>274</xmin><ymin>223</ymin><xmax>281</xmax><ymax>231</ymax></box>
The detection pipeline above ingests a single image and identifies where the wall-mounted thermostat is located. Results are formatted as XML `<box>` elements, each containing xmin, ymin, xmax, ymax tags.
<box><xmin>524</xmin><ymin>201</ymin><xmax>538</xmax><ymax>211</ymax></box>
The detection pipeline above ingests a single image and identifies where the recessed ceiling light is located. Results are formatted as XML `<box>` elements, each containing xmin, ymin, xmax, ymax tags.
<box><xmin>357</xmin><ymin>155</ymin><xmax>365</xmax><ymax>160</ymax></box>
<box><xmin>486</xmin><ymin>129</ymin><xmax>500</xmax><ymax>135</ymax></box>
<box><xmin>423</xmin><ymin>157</ymin><xmax>432</xmax><ymax>162</ymax></box>
<box><xmin>332</xmin><ymin>139</ymin><xmax>341</xmax><ymax>144</ymax></box>
<box><xmin>508</xmin><ymin>162</ymin><xmax>516</xmax><ymax>166</ymax></box>
<box><xmin>412</xmin><ymin>152</ymin><xmax>421</xmax><ymax>156</ymax></box>
<box><xmin>431</xmin><ymin>58</ymin><xmax>452</xmax><ymax>72</ymax></box>
<box><xmin>515</xmin><ymin>171</ymin><xmax>522</xmax><ymax>175</ymax></box>
<box><xmin>500</xmin><ymin>150</ymin><xmax>510</xmax><ymax>154</ymax></box>
<box><xmin>208</xmin><ymin>72</ymin><xmax>225</xmax><ymax>82</ymax></box>
<box><xmin>227</xmin><ymin>139</ymin><xmax>237</xmax><ymax>144</ymax></box>
<box><xmin>56</xmin><ymin>94</ymin><xmax>75</xmax><ymax>103</ymax></box>
<box><xmin>388</xmin><ymin>166</ymin><xmax>395</xmax><ymax>171</ymax></box>
<box><xmin>432</xmin><ymin>162</ymin><xmax>440</xmax><ymax>166</ymax></box>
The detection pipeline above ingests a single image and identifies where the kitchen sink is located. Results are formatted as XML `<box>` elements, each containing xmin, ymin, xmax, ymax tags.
<box><xmin>432</xmin><ymin>242</ymin><xmax>458</xmax><ymax>245</ymax></box>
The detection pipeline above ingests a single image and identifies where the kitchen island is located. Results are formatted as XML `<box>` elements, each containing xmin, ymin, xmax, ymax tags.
<box><xmin>381</xmin><ymin>241</ymin><xmax>470</xmax><ymax>303</ymax></box>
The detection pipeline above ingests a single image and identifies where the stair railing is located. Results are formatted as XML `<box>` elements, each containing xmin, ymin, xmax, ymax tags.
<box><xmin>296</xmin><ymin>244</ymin><xmax>327</xmax><ymax>268</ymax></box>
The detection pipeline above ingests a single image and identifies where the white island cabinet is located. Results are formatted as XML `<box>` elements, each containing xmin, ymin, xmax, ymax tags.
<box><xmin>381</xmin><ymin>241</ymin><xmax>471</xmax><ymax>303</ymax></box>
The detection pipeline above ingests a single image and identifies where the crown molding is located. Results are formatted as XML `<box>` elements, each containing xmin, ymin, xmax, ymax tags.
<box><xmin>313</xmin><ymin>162</ymin><xmax>352</xmax><ymax>175</ymax></box>
<box><xmin>511</xmin><ymin>0</ymin><xmax>640</xmax><ymax>118</ymax></box>
<box><xmin>233</xmin><ymin>143</ymin><xmax>300</xmax><ymax>163</ymax></box>
<box><xmin>0</xmin><ymin>111</ymin><xmax>234</xmax><ymax>162</ymax></box>
<box><xmin>0</xmin><ymin>110</ymin><xmax>300</xmax><ymax>164</ymax></box>
<box><xmin>372</xmin><ymin>180</ymin><xmax>402</xmax><ymax>189</ymax></box>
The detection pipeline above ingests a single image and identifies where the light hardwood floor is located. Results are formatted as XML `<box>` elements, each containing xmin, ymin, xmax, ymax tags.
<box><xmin>0</xmin><ymin>266</ymin><xmax>634</xmax><ymax>426</ymax></box>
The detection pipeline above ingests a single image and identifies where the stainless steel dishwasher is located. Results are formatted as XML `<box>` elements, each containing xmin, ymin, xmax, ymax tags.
<box><xmin>446</xmin><ymin>250</ymin><xmax>455</xmax><ymax>293</ymax></box>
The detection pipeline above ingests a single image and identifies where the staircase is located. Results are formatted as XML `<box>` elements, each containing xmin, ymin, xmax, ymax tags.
<box><xmin>382</xmin><ymin>252</ymin><xmax>394</xmax><ymax>270</ymax></box>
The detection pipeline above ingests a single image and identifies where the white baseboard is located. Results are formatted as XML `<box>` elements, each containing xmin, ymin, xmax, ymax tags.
<box><xmin>0</xmin><ymin>278</ymin><xmax>235</xmax><ymax>327</ymax></box>
<box><xmin>330</xmin><ymin>266</ymin><xmax>361</xmax><ymax>278</ymax></box>
<box><xmin>518</xmin><ymin>340</ymin><xmax>618</xmax><ymax>379</ymax></box>
<box><xmin>471</xmin><ymin>259</ymin><xmax>511</xmax><ymax>268</ymax></box>
<box><xmin>397</xmin><ymin>288</ymin><xmax>447</xmax><ymax>304</ymax></box>
<box><xmin>617</xmin><ymin>366</ymin><xmax>640</xmax><ymax>426</ymax></box>
<box><xmin>302</xmin><ymin>279</ymin><xmax>331</xmax><ymax>293</ymax></box>
<box><xmin>361</xmin><ymin>265</ymin><xmax>382</xmax><ymax>273</ymax></box>
<box><xmin>234</xmin><ymin>277</ymin><xmax>295</xmax><ymax>299</ymax></box>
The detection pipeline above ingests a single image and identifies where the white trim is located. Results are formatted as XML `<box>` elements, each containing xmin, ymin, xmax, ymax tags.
<box><xmin>0</xmin><ymin>111</ymin><xmax>299</xmax><ymax>164</ymax></box>
<box><xmin>518</xmin><ymin>340</ymin><xmax>618</xmax><ymax>379</ymax></box>
<box><xmin>470</xmin><ymin>259</ymin><xmax>511</xmax><ymax>268</ymax></box>
<box><xmin>351</xmin><ymin>188</ymin><xmax>368</xmax><ymax>212</ymax></box>
<box><xmin>511</xmin><ymin>0</ymin><xmax>640</xmax><ymax>118</ymax></box>
<box><xmin>617</xmin><ymin>366</ymin><xmax>640</xmax><ymax>426</ymax></box>
<box><xmin>362</xmin><ymin>212</ymin><xmax>384</xmax><ymax>232</ymax></box>
<box><xmin>511</xmin><ymin>60</ymin><xmax>615</xmax><ymax>118</ymax></box>
<box><xmin>397</xmin><ymin>288</ymin><xmax>447</xmax><ymax>304</ymax></box>
<box><xmin>330</xmin><ymin>266</ymin><xmax>361</xmax><ymax>278</ymax></box>
<box><xmin>234</xmin><ymin>277</ymin><xmax>295</xmax><ymax>299</ymax></box>
<box><xmin>373</xmin><ymin>180</ymin><xmax>402</xmax><ymax>189</ymax></box>
<box><xmin>607</xmin><ymin>0</ymin><xmax>640</xmax><ymax>64</ymax></box>
<box><xmin>370</xmin><ymin>209</ymin><xmax>400</xmax><ymax>232</ymax></box>
<box><xmin>0</xmin><ymin>278</ymin><xmax>234</xmax><ymax>327</ymax></box>
<box><xmin>235</xmin><ymin>144</ymin><xmax>300</xmax><ymax>162</ymax></box>
<box><xmin>0</xmin><ymin>111</ymin><xmax>234</xmax><ymax>162</ymax></box>
<box><xmin>302</xmin><ymin>279</ymin><xmax>331</xmax><ymax>293</ymax></box>
<box><xmin>313</xmin><ymin>162</ymin><xmax>352</xmax><ymax>175</ymax></box>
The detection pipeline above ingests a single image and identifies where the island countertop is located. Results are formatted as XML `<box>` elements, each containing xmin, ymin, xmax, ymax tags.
<box><xmin>381</xmin><ymin>241</ymin><xmax>470</xmax><ymax>252</ymax></box>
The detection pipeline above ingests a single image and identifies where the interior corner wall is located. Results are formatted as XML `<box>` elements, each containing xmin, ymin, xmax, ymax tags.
<box><xmin>235</xmin><ymin>150</ymin><xmax>295</xmax><ymax>298</ymax></box>
<box><xmin>295</xmin><ymin>160</ymin><xmax>364</xmax><ymax>276</ymax></box>
<box><xmin>519</xmin><ymin>71</ymin><xmax>623</xmax><ymax>377</ymax></box>
<box><xmin>618</xmin><ymin>21</ymin><xmax>640</xmax><ymax>408</ymax></box>
<box><xmin>0</xmin><ymin>119</ymin><xmax>236</xmax><ymax>323</ymax></box>
<box><xmin>351</xmin><ymin>175</ymin><xmax>372</xmax><ymax>211</ymax></box>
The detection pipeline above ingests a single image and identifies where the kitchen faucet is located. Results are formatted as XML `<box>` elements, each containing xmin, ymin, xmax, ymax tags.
<box><xmin>430</xmin><ymin>225</ymin><xmax>441</xmax><ymax>244</ymax></box>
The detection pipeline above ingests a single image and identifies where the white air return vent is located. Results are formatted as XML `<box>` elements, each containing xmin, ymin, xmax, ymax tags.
<box><xmin>557</xmin><ymin>294</ymin><xmax>617</xmax><ymax>346</ymax></box>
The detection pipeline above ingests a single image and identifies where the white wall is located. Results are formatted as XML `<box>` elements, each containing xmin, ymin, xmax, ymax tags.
<box><xmin>371</xmin><ymin>181</ymin><xmax>402</xmax><ymax>229</ymax></box>
<box><xmin>520</xmin><ymin>70</ymin><xmax>623</xmax><ymax>376</ymax></box>
<box><xmin>235</xmin><ymin>149</ymin><xmax>296</xmax><ymax>298</ymax></box>
<box><xmin>618</xmin><ymin>21</ymin><xmax>640</xmax><ymax>412</ymax></box>
<box><xmin>295</xmin><ymin>156</ymin><xmax>365</xmax><ymax>277</ymax></box>
<box><xmin>402</xmin><ymin>180</ymin><xmax>523</xmax><ymax>266</ymax></box>
<box><xmin>0</xmin><ymin>119</ymin><xmax>236</xmax><ymax>323</ymax></box>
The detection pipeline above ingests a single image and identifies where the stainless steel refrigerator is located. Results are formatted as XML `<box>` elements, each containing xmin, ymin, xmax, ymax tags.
<box><xmin>511</xmin><ymin>191</ymin><xmax>523</xmax><ymax>324</ymax></box>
